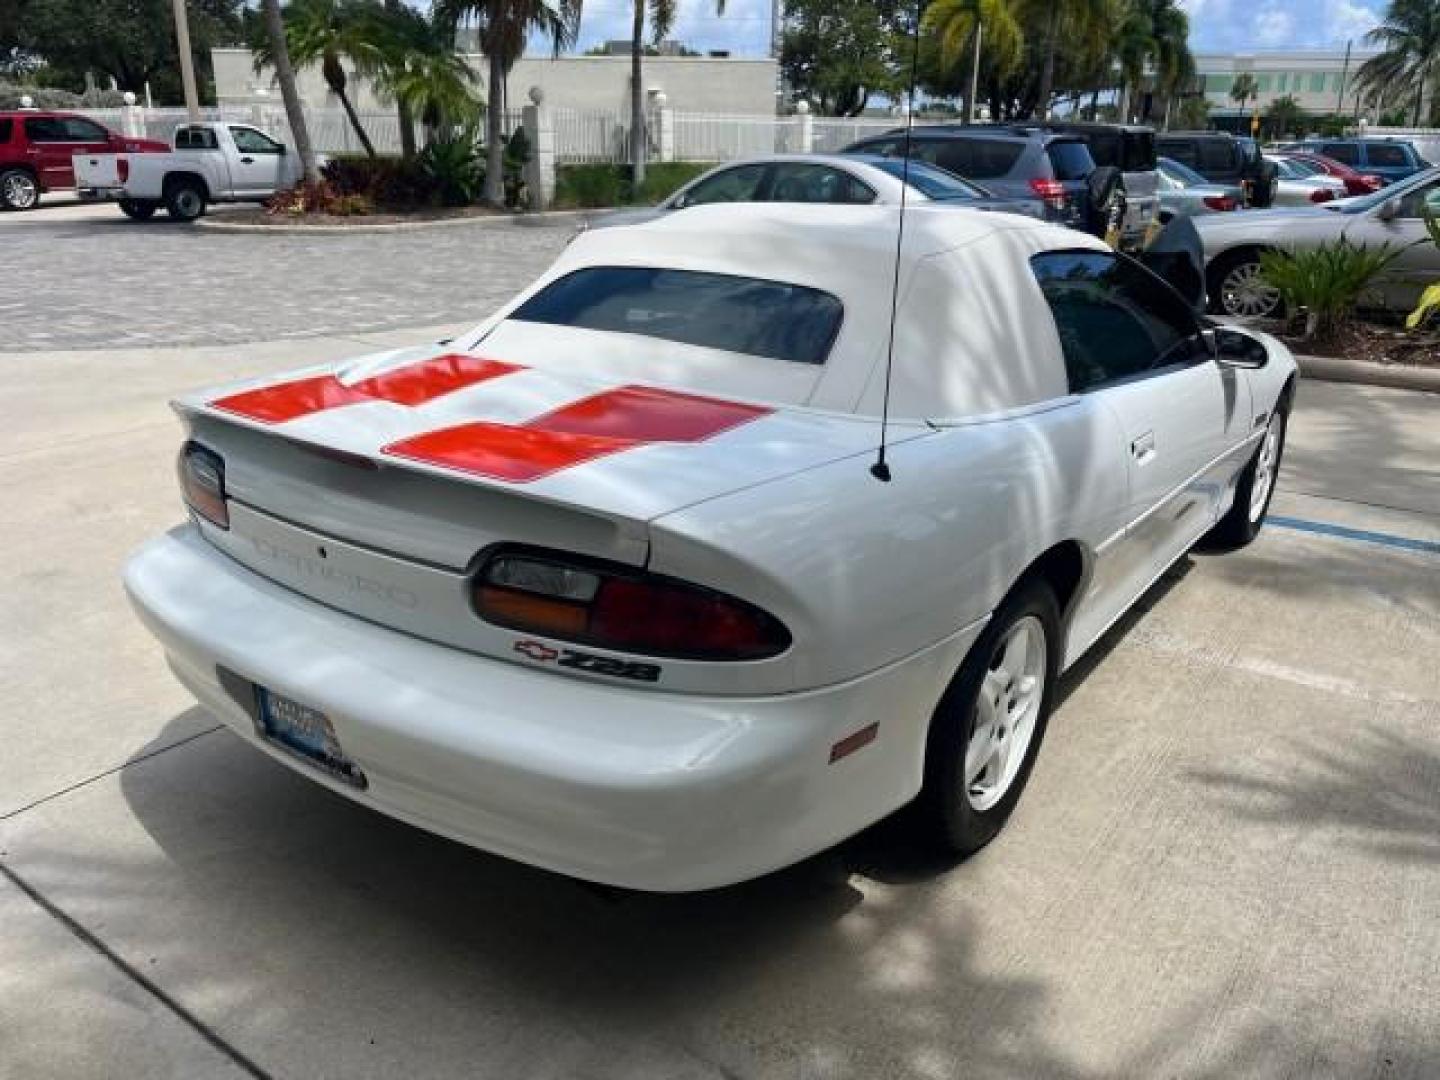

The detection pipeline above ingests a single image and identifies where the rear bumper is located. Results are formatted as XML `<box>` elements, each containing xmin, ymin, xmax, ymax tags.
<box><xmin>124</xmin><ymin>526</ymin><xmax>976</xmax><ymax>891</ymax></box>
<box><xmin>77</xmin><ymin>187</ymin><xmax>124</xmax><ymax>202</ymax></box>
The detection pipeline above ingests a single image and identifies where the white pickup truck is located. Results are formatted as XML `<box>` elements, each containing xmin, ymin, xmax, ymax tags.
<box><xmin>73</xmin><ymin>121</ymin><xmax>306</xmax><ymax>221</ymax></box>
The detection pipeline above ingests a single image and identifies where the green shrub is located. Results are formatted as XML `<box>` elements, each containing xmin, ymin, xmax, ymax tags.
<box><xmin>321</xmin><ymin>154</ymin><xmax>432</xmax><ymax>209</ymax></box>
<box><xmin>419</xmin><ymin>134</ymin><xmax>483</xmax><ymax>207</ymax></box>
<box><xmin>1259</xmin><ymin>239</ymin><xmax>1402</xmax><ymax>342</ymax></box>
<box><xmin>553</xmin><ymin>161</ymin><xmax>715</xmax><ymax>209</ymax></box>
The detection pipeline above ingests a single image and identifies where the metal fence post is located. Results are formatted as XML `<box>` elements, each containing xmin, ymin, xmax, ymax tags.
<box><xmin>522</xmin><ymin>88</ymin><xmax>555</xmax><ymax>211</ymax></box>
<box><xmin>121</xmin><ymin>93</ymin><xmax>146</xmax><ymax>139</ymax></box>
<box><xmin>654</xmin><ymin>99</ymin><xmax>675</xmax><ymax>162</ymax></box>
<box><xmin>797</xmin><ymin>101</ymin><xmax>813</xmax><ymax>153</ymax></box>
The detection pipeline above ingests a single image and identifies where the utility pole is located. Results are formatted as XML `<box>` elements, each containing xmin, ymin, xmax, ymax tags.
<box><xmin>967</xmin><ymin>22</ymin><xmax>983</xmax><ymax>124</ymax></box>
<box><xmin>171</xmin><ymin>0</ymin><xmax>201</xmax><ymax>119</ymax></box>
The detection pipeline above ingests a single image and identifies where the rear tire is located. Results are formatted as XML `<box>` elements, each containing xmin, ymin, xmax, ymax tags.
<box><xmin>915</xmin><ymin>579</ymin><xmax>1060</xmax><ymax>856</ymax></box>
<box><xmin>164</xmin><ymin>179</ymin><xmax>206</xmax><ymax>222</ymax></box>
<box><xmin>1205</xmin><ymin>406</ymin><xmax>1288</xmax><ymax>548</ymax></box>
<box><xmin>119</xmin><ymin>198</ymin><xmax>159</xmax><ymax>221</ymax></box>
<box><xmin>1208</xmin><ymin>249</ymin><xmax>1282</xmax><ymax>319</ymax></box>
<box><xmin>0</xmin><ymin>168</ymin><xmax>40</xmax><ymax>211</ymax></box>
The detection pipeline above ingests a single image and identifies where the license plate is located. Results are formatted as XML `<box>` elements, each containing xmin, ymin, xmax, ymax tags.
<box><xmin>254</xmin><ymin>686</ymin><xmax>366</xmax><ymax>788</ymax></box>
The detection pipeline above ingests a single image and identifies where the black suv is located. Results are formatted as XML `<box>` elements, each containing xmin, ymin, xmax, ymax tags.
<box><xmin>1154</xmin><ymin>132</ymin><xmax>1278</xmax><ymax>207</ymax></box>
<box><xmin>842</xmin><ymin>125</ymin><xmax>1100</xmax><ymax>233</ymax></box>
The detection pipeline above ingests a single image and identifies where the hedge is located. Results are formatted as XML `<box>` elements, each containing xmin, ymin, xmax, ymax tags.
<box><xmin>553</xmin><ymin>162</ymin><xmax>714</xmax><ymax>209</ymax></box>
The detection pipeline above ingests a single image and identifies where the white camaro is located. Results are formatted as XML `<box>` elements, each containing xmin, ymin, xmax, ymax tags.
<box><xmin>125</xmin><ymin>205</ymin><xmax>1296</xmax><ymax>891</ymax></box>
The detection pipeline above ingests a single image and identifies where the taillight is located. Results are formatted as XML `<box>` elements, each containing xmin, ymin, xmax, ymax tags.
<box><xmin>1203</xmin><ymin>194</ymin><xmax>1237</xmax><ymax>211</ymax></box>
<box><xmin>1029</xmin><ymin>178</ymin><xmax>1068</xmax><ymax>210</ymax></box>
<box><xmin>475</xmin><ymin>549</ymin><xmax>791</xmax><ymax>661</ymax></box>
<box><xmin>1360</xmin><ymin>175</ymin><xmax>1383</xmax><ymax>191</ymax></box>
<box><xmin>117</xmin><ymin>157</ymin><xmax>129</xmax><ymax>183</ymax></box>
<box><xmin>1309</xmin><ymin>187</ymin><xmax>1335</xmax><ymax>203</ymax></box>
<box><xmin>178</xmin><ymin>441</ymin><xmax>228</xmax><ymax>529</ymax></box>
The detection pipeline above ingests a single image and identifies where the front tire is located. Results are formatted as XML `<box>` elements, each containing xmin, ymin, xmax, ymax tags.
<box><xmin>0</xmin><ymin>168</ymin><xmax>40</xmax><ymax>211</ymax></box>
<box><xmin>119</xmin><ymin>198</ymin><xmax>159</xmax><ymax>221</ymax></box>
<box><xmin>164</xmin><ymin>180</ymin><xmax>206</xmax><ymax>222</ymax></box>
<box><xmin>1206</xmin><ymin>406</ymin><xmax>1288</xmax><ymax>548</ymax></box>
<box><xmin>916</xmin><ymin>579</ymin><xmax>1060</xmax><ymax>856</ymax></box>
<box><xmin>1210</xmin><ymin>250</ymin><xmax>1282</xmax><ymax>319</ymax></box>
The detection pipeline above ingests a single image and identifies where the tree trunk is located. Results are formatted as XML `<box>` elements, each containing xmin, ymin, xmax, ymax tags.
<box><xmin>483</xmin><ymin>51</ymin><xmax>505</xmax><ymax>206</ymax></box>
<box><xmin>261</xmin><ymin>0</ymin><xmax>319</xmax><ymax>183</ymax></box>
<box><xmin>630</xmin><ymin>2</ymin><xmax>647</xmax><ymax>189</ymax></box>
<box><xmin>398</xmin><ymin>97</ymin><xmax>416</xmax><ymax>159</ymax></box>
<box><xmin>1034</xmin><ymin>5</ymin><xmax>1061</xmax><ymax>119</ymax></box>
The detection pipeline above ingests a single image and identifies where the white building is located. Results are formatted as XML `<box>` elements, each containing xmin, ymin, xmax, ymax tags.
<box><xmin>211</xmin><ymin>48</ymin><xmax>779</xmax><ymax>117</ymax></box>
<box><xmin>1192</xmin><ymin>49</ymin><xmax>1383</xmax><ymax>119</ymax></box>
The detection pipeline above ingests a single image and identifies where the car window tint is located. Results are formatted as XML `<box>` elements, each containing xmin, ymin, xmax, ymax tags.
<box><xmin>175</xmin><ymin>126</ymin><xmax>218</xmax><ymax>150</ymax></box>
<box><xmin>229</xmin><ymin>126</ymin><xmax>282</xmax><ymax>153</ymax></box>
<box><xmin>682</xmin><ymin>164</ymin><xmax>768</xmax><ymax>205</ymax></box>
<box><xmin>1030</xmin><ymin>251</ymin><xmax>1199</xmax><ymax>392</ymax></box>
<box><xmin>853</xmin><ymin>137</ymin><xmax>904</xmax><ymax>157</ymax></box>
<box><xmin>23</xmin><ymin>117</ymin><xmax>66</xmax><ymax>142</ymax></box>
<box><xmin>930</xmin><ymin>139</ymin><xmax>1024</xmax><ymax>179</ymax></box>
<box><xmin>1086</xmin><ymin>132</ymin><xmax>1122</xmax><ymax>168</ymax></box>
<box><xmin>62</xmin><ymin>117</ymin><xmax>108</xmax><ymax>141</ymax></box>
<box><xmin>1321</xmin><ymin>142</ymin><xmax>1359</xmax><ymax>164</ymax></box>
<box><xmin>1157</xmin><ymin>139</ymin><xmax>1197</xmax><ymax>167</ymax></box>
<box><xmin>1367</xmin><ymin>143</ymin><xmax>1409</xmax><ymax>166</ymax></box>
<box><xmin>1198</xmin><ymin>140</ymin><xmax>1236</xmax><ymax>171</ymax></box>
<box><xmin>765</xmin><ymin>163</ymin><xmax>875</xmax><ymax>204</ymax></box>
<box><xmin>1396</xmin><ymin>179</ymin><xmax>1440</xmax><ymax>218</ymax></box>
<box><xmin>0</xmin><ymin>119</ymin><xmax>11</xmax><ymax>143</ymax></box>
<box><xmin>867</xmin><ymin>157</ymin><xmax>986</xmax><ymax>199</ymax></box>
<box><xmin>1046</xmin><ymin>141</ymin><xmax>1095</xmax><ymax>180</ymax></box>
<box><xmin>510</xmin><ymin>267</ymin><xmax>844</xmax><ymax>366</ymax></box>
<box><xmin>1124</xmin><ymin>131</ymin><xmax>1156</xmax><ymax>171</ymax></box>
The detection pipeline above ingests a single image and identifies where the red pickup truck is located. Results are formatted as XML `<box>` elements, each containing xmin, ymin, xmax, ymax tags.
<box><xmin>0</xmin><ymin>110</ymin><xmax>168</xmax><ymax>211</ymax></box>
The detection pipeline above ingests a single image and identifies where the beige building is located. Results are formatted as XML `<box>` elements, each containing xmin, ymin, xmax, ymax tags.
<box><xmin>211</xmin><ymin>48</ymin><xmax>779</xmax><ymax>117</ymax></box>
<box><xmin>1193</xmin><ymin>49</ymin><xmax>1382</xmax><ymax>118</ymax></box>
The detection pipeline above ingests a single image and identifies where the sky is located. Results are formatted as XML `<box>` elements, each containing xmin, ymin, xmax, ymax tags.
<box><xmin>506</xmin><ymin>0</ymin><xmax>1386</xmax><ymax>58</ymax></box>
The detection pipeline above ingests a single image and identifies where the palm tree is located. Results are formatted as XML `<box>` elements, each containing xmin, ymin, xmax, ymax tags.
<box><xmin>253</xmin><ymin>0</ymin><xmax>385</xmax><ymax>158</ymax></box>
<box><xmin>436</xmin><ymin>0</ymin><xmax>581</xmax><ymax>207</ymax></box>
<box><xmin>261</xmin><ymin>0</ymin><xmax>321</xmax><ymax>182</ymax></box>
<box><xmin>1357</xmin><ymin>0</ymin><xmax>1440</xmax><ymax>126</ymax></box>
<box><xmin>1265</xmin><ymin>93</ymin><xmax>1303</xmax><ymax>139</ymax></box>
<box><xmin>1113</xmin><ymin>0</ymin><xmax>1190</xmax><ymax>122</ymax></box>
<box><xmin>372</xmin><ymin>4</ymin><xmax>480</xmax><ymax>154</ymax></box>
<box><xmin>1027</xmin><ymin>0</ymin><xmax>1108</xmax><ymax>119</ymax></box>
<box><xmin>629</xmin><ymin>0</ymin><xmax>725</xmax><ymax>187</ymax></box>
<box><xmin>1229</xmin><ymin>71</ymin><xmax>1258</xmax><ymax>109</ymax></box>
<box><xmin>923</xmin><ymin>0</ymin><xmax>1024</xmax><ymax>121</ymax></box>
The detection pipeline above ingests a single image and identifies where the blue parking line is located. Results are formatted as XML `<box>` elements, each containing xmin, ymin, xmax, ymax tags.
<box><xmin>1269</xmin><ymin>515</ymin><xmax>1440</xmax><ymax>556</ymax></box>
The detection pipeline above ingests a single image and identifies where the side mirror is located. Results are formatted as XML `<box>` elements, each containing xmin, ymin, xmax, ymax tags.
<box><xmin>1205</xmin><ymin>327</ymin><xmax>1269</xmax><ymax>369</ymax></box>
<box><xmin>1377</xmin><ymin>197</ymin><xmax>1400</xmax><ymax>221</ymax></box>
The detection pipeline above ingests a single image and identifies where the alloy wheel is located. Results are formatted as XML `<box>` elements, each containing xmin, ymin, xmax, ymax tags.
<box><xmin>966</xmin><ymin>615</ymin><xmax>1048</xmax><ymax>813</ymax></box>
<box><xmin>1220</xmin><ymin>260</ymin><xmax>1281</xmax><ymax>318</ymax></box>
<box><xmin>3</xmin><ymin>172</ymin><xmax>38</xmax><ymax>210</ymax></box>
<box><xmin>1249</xmin><ymin>414</ymin><xmax>1282</xmax><ymax>522</ymax></box>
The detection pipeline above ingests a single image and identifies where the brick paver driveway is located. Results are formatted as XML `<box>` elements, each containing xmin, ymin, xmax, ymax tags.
<box><xmin>6</xmin><ymin>212</ymin><xmax>572</xmax><ymax>349</ymax></box>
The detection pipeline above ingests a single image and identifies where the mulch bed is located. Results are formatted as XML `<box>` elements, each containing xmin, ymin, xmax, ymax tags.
<box><xmin>1266</xmin><ymin>318</ymin><xmax>1440</xmax><ymax>368</ymax></box>
<box><xmin>221</xmin><ymin>206</ymin><xmax>511</xmax><ymax>227</ymax></box>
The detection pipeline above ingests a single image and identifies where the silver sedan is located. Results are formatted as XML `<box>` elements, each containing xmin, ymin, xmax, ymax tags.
<box><xmin>1197</xmin><ymin>167</ymin><xmax>1440</xmax><ymax>317</ymax></box>
<box><xmin>1157</xmin><ymin>156</ymin><xmax>1245</xmax><ymax>220</ymax></box>
<box><xmin>1265</xmin><ymin>155</ymin><xmax>1349</xmax><ymax>206</ymax></box>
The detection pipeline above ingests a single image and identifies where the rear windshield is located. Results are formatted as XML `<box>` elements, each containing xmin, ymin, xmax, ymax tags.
<box><xmin>921</xmin><ymin>138</ymin><xmax>1026</xmax><ymax>179</ymax></box>
<box><xmin>510</xmin><ymin>267</ymin><xmax>844</xmax><ymax>366</ymax></box>
<box><xmin>1125</xmin><ymin>131</ymin><xmax>1156</xmax><ymax>171</ymax></box>
<box><xmin>1047</xmin><ymin>141</ymin><xmax>1095</xmax><ymax>181</ymax></box>
<box><xmin>1199</xmin><ymin>139</ymin><xmax>1238</xmax><ymax>172</ymax></box>
<box><xmin>868</xmin><ymin>157</ymin><xmax>988</xmax><ymax>199</ymax></box>
<box><xmin>1084</xmin><ymin>131</ymin><xmax>1123</xmax><ymax>168</ymax></box>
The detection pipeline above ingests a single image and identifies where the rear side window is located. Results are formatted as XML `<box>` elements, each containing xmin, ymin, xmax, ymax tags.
<box><xmin>925</xmin><ymin>138</ymin><xmax>1025</xmax><ymax>179</ymax></box>
<box><xmin>1046</xmin><ymin>141</ymin><xmax>1095</xmax><ymax>181</ymax></box>
<box><xmin>1124</xmin><ymin>131</ymin><xmax>1156</xmax><ymax>171</ymax></box>
<box><xmin>1157</xmin><ymin>139</ymin><xmax>1197</xmax><ymax>167</ymax></box>
<box><xmin>764</xmin><ymin>163</ymin><xmax>875</xmax><ymax>204</ymax></box>
<box><xmin>510</xmin><ymin>267</ymin><xmax>844</xmax><ymax>366</ymax></box>
<box><xmin>0</xmin><ymin>119</ymin><xmax>11</xmax><ymax>144</ymax></box>
<box><xmin>175</xmin><ymin>126</ymin><xmax>218</xmax><ymax>150</ymax></box>
<box><xmin>682</xmin><ymin>164</ymin><xmax>767</xmax><ymax>205</ymax></box>
<box><xmin>23</xmin><ymin>117</ymin><xmax>67</xmax><ymax>142</ymax></box>
<box><xmin>1321</xmin><ymin>142</ymin><xmax>1359</xmax><ymax>164</ymax></box>
<box><xmin>1366</xmin><ymin>143</ymin><xmax>1409</xmax><ymax>166</ymax></box>
<box><xmin>1031</xmin><ymin>251</ymin><xmax>1200</xmax><ymax>392</ymax></box>
<box><xmin>62</xmin><ymin>117</ymin><xmax>109</xmax><ymax>141</ymax></box>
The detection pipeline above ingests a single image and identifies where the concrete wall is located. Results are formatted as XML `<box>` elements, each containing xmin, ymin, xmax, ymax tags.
<box><xmin>1193</xmin><ymin>50</ymin><xmax>1382</xmax><ymax>116</ymax></box>
<box><xmin>212</xmin><ymin>48</ymin><xmax>779</xmax><ymax>117</ymax></box>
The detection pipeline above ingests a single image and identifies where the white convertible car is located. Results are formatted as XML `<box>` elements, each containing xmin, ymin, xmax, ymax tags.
<box><xmin>125</xmin><ymin>205</ymin><xmax>1295</xmax><ymax>891</ymax></box>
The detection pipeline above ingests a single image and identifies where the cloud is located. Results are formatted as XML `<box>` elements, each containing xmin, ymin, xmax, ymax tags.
<box><xmin>1254</xmin><ymin>5</ymin><xmax>1298</xmax><ymax>44</ymax></box>
<box><xmin>1189</xmin><ymin>0</ymin><xmax>1381</xmax><ymax>49</ymax></box>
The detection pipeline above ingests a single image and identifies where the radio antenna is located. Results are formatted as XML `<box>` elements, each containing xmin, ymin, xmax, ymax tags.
<box><xmin>870</xmin><ymin>1</ymin><xmax>923</xmax><ymax>483</ymax></box>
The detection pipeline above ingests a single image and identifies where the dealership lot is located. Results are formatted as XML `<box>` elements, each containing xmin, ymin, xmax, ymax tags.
<box><xmin>2</xmin><ymin>212</ymin><xmax>1438</xmax><ymax>1079</ymax></box>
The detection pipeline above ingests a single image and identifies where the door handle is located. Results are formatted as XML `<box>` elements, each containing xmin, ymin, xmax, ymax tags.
<box><xmin>1130</xmin><ymin>431</ymin><xmax>1157</xmax><ymax>464</ymax></box>
<box><xmin>240</xmin><ymin>156</ymin><xmax>254</xmax><ymax>164</ymax></box>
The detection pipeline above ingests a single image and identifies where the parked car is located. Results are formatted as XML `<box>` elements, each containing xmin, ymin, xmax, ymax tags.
<box><xmin>584</xmin><ymin>153</ymin><xmax>1039</xmax><ymax>232</ymax></box>
<box><xmin>0</xmin><ymin>109</ymin><xmax>167</xmax><ymax>210</ymax></box>
<box><xmin>1156</xmin><ymin>156</ymin><xmax>1243</xmax><ymax>219</ymax></box>
<box><xmin>72</xmin><ymin>120</ymin><xmax>305</xmax><ymax>221</ymax></box>
<box><xmin>123</xmin><ymin>202</ymin><xmax>1296</xmax><ymax>892</ymax></box>
<box><xmin>1284</xmin><ymin>138</ymin><xmax>1430</xmax><ymax>185</ymax></box>
<box><xmin>842</xmin><ymin>125</ymin><xmax>1113</xmax><ymax>238</ymax></box>
<box><xmin>1197</xmin><ymin>166</ymin><xmax>1440</xmax><ymax>318</ymax></box>
<box><xmin>1265</xmin><ymin>154</ymin><xmax>1346</xmax><ymax>205</ymax></box>
<box><xmin>1275</xmin><ymin>150</ymin><xmax>1383</xmax><ymax>196</ymax></box>
<box><xmin>1155</xmin><ymin>132</ymin><xmax>1279</xmax><ymax>208</ymax></box>
<box><xmin>1040</xmin><ymin>121</ymin><xmax>1161</xmax><ymax>244</ymax></box>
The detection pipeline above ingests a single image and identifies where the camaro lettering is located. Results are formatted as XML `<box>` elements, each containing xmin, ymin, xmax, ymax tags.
<box><xmin>512</xmin><ymin>640</ymin><xmax>661</xmax><ymax>682</ymax></box>
<box><xmin>249</xmin><ymin>537</ymin><xmax>420</xmax><ymax>610</ymax></box>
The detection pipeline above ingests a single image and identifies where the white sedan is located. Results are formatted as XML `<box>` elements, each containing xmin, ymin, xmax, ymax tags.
<box><xmin>124</xmin><ymin>205</ymin><xmax>1296</xmax><ymax>891</ymax></box>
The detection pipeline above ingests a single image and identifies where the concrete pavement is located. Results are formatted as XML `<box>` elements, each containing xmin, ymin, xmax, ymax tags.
<box><xmin>1</xmin><ymin>333</ymin><xmax>1437</xmax><ymax>1078</ymax></box>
